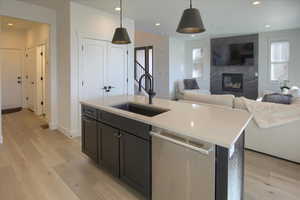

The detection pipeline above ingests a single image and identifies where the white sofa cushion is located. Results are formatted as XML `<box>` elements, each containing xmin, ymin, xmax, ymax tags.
<box><xmin>182</xmin><ymin>93</ymin><xmax>235</xmax><ymax>108</ymax></box>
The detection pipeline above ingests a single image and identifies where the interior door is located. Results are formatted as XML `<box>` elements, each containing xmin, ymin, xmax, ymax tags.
<box><xmin>0</xmin><ymin>49</ymin><xmax>23</xmax><ymax>110</ymax></box>
<box><xmin>25</xmin><ymin>47</ymin><xmax>36</xmax><ymax>111</ymax></box>
<box><xmin>81</xmin><ymin>39</ymin><xmax>106</xmax><ymax>100</ymax></box>
<box><xmin>36</xmin><ymin>45</ymin><xmax>46</xmax><ymax>115</ymax></box>
<box><xmin>106</xmin><ymin>44</ymin><xmax>128</xmax><ymax>96</ymax></box>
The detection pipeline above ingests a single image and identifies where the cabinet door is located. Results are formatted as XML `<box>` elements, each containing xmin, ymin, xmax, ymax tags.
<box><xmin>120</xmin><ymin>131</ymin><xmax>150</xmax><ymax>197</ymax></box>
<box><xmin>98</xmin><ymin>123</ymin><xmax>120</xmax><ymax>177</ymax></box>
<box><xmin>82</xmin><ymin>117</ymin><xmax>98</xmax><ymax>162</ymax></box>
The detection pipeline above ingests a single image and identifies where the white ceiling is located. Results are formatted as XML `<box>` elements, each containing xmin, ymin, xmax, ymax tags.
<box><xmin>73</xmin><ymin>0</ymin><xmax>300</xmax><ymax>39</ymax></box>
<box><xmin>0</xmin><ymin>16</ymin><xmax>40</xmax><ymax>32</ymax></box>
<box><xmin>16</xmin><ymin>0</ymin><xmax>300</xmax><ymax>39</ymax></box>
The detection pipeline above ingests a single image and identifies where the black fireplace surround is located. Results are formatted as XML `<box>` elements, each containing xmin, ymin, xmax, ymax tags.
<box><xmin>210</xmin><ymin>34</ymin><xmax>259</xmax><ymax>100</ymax></box>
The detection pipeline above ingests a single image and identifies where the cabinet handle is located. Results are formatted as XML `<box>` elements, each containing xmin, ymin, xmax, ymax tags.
<box><xmin>150</xmin><ymin>131</ymin><xmax>212</xmax><ymax>155</ymax></box>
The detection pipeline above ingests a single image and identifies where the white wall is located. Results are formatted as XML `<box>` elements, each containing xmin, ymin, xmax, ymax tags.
<box><xmin>184</xmin><ymin>37</ymin><xmax>211</xmax><ymax>90</ymax></box>
<box><xmin>26</xmin><ymin>24</ymin><xmax>49</xmax><ymax>48</ymax></box>
<box><xmin>258</xmin><ymin>28</ymin><xmax>300</xmax><ymax>96</ymax></box>
<box><xmin>169</xmin><ymin>37</ymin><xmax>185</xmax><ymax>99</ymax></box>
<box><xmin>69</xmin><ymin>2</ymin><xmax>135</xmax><ymax>137</ymax></box>
<box><xmin>56</xmin><ymin>0</ymin><xmax>71</xmax><ymax>137</ymax></box>
<box><xmin>0</xmin><ymin>30</ymin><xmax>26</xmax><ymax>49</ymax></box>
<box><xmin>135</xmin><ymin>31</ymin><xmax>170</xmax><ymax>99</ymax></box>
<box><xmin>0</xmin><ymin>0</ymin><xmax>57</xmax><ymax>143</ymax></box>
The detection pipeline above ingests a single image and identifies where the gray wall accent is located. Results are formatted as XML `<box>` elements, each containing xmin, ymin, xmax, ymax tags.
<box><xmin>210</xmin><ymin>34</ymin><xmax>259</xmax><ymax>100</ymax></box>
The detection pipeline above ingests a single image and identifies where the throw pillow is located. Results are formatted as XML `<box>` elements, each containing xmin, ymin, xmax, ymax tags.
<box><xmin>262</xmin><ymin>93</ymin><xmax>293</xmax><ymax>105</ymax></box>
<box><xmin>183</xmin><ymin>79</ymin><xmax>199</xmax><ymax>90</ymax></box>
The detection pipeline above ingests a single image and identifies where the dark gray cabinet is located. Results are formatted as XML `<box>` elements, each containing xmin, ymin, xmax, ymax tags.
<box><xmin>120</xmin><ymin>131</ymin><xmax>151</xmax><ymax>197</ymax></box>
<box><xmin>82</xmin><ymin>105</ymin><xmax>151</xmax><ymax>199</ymax></box>
<box><xmin>98</xmin><ymin>123</ymin><xmax>120</xmax><ymax>177</ymax></box>
<box><xmin>82</xmin><ymin>116</ymin><xmax>98</xmax><ymax>162</ymax></box>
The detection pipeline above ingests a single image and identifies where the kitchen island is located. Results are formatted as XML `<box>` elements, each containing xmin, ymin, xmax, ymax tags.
<box><xmin>80</xmin><ymin>95</ymin><xmax>252</xmax><ymax>200</ymax></box>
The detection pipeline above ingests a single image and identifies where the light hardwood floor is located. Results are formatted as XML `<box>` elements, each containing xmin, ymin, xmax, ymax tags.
<box><xmin>0</xmin><ymin>110</ymin><xmax>299</xmax><ymax>200</ymax></box>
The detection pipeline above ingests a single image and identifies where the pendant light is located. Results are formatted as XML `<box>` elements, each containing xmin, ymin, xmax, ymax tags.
<box><xmin>112</xmin><ymin>0</ymin><xmax>131</xmax><ymax>44</ymax></box>
<box><xmin>177</xmin><ymin>0</ymin><xmax>206</xmax><ymax>34</ymax></box>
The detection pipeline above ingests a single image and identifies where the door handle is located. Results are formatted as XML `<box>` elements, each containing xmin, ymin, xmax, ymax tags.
<box><xmin>150</xmin><ymin>131</ymin><xmax>213</xmax><ymax>155</ymax></box>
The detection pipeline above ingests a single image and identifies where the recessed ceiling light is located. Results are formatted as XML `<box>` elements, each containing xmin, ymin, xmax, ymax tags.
<box><xmin>191</xmin><ymin>35</ymin><xmax>195</xmax><ymax>37</ymax></box>
<box><xmin>265</xmin><ymin>24</ymin><xmax>271</xmax><ymax>28</ymax></box>
<box><xmin>155</xmin><ymin>23</ymin><xmax>161</xmax><ymax>26</ymax></box>
<box><xmin>115</xmin><ymin>7</ymin><xmax>121</xmax><ymax>11</ymax></box>
<box><xmin>8</xmin><ymin>23</ymin><xmax>13</xmax><ymax>26</ymax></box>
<box><xmin>252</xmin><ymin>1</ymin><xmax>261</xmax><ymax>5</ymax></box>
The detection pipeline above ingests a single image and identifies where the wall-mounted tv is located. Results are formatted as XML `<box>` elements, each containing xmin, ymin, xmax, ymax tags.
<box><xmin>212</xmin><ymin>42</ymin><xmax>254</xmax><ymax>66</ymax></box>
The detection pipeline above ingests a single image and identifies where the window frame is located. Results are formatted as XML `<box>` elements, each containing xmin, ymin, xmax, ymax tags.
<box><xmin>192</xmin><ymin>47</ymin><xmax>204</xmax><ymax>79</ymax></box>
<box><xmin>269</xmin><ymin>40</ymin><xmax>290</xmax><ymax>82</ymax></box>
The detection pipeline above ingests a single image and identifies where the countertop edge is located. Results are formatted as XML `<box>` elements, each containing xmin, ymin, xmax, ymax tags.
<box><xmin>81</xmin><ymin>100</ymin><xmax>252</xmax><ymax>148</ymax></box>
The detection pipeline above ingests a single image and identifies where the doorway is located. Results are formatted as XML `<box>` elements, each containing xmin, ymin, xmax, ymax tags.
<box><xmin>134</xmin><ymin>46</ymin><xmax>153</xmax><ymax>92</ymax></box>
<box><xmin>0</xmin><ymin>16</ymin><xmax>50</xmax><ymax>120</ymax></box>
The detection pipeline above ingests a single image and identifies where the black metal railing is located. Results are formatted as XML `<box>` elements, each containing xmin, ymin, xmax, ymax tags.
<box><xmin>134</xmin><ymin>60</ymin><xmax>153</xmax><ymax>92</ymax></box>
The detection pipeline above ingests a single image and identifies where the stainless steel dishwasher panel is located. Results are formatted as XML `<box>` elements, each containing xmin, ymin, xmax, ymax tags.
<box><xmin>151</xmin><ymin>131</ymin><xmax>215</xmax><ymax>200</ymax></box>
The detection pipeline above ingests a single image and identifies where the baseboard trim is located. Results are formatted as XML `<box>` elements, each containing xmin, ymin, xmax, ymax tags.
<box><xmin>70</xmin><ymin>129</ymin><xmax>81</xmax><ymax>138</ymax></box>
<box><xmin>49</xmin><ymin>122</ymin><xmax>58</xmax><ymax>130</ymax></box>
<box><xmin>245</xmin><ymin>148</ymin><xmax>300</xmax><ymax>165</ymax></box>
<box><xmin>58</xmin><ymin>126</ymin><xmax>72</xmax><ymax>138</ymax></box>
<box><xmin>1</xmin><ymin>107</ymin><xmax>22</xmax><ymax>114</ymax></box>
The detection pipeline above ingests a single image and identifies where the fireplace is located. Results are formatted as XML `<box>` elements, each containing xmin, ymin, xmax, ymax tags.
<box><xmin>222</xmin><ymin>73</ymin><xmax>243</xmax><ymax>92</ymax></box>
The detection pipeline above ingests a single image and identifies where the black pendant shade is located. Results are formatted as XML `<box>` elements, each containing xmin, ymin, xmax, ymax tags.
<box><xmin>177</xmin><ymin>0</ymin><xmax>205</xmax><ymax>34</ymax></box>
<box><xmin>112</xmin><ymin>0</ymin><xmax>131</xmax><ymax>44</ymax></box>
<box><xmin>112</xmin><ymin>27</ymin><xmax>131</xmax><ymax>44</ymax></box>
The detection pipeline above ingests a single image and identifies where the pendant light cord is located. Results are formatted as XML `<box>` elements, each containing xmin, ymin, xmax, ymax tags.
<box><xmin>190</xmin><ymin>0</ymin><xmax>192</xmax><ymax>8</ymax></box>
<box><xmin>120</xmin><ymin>0</ymin><xmax>123</xmax><ymax>28</ymax></box>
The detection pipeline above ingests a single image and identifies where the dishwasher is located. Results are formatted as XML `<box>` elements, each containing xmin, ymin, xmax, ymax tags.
<box><xmin>151</xmin><ymin>130</ymin><xmax>215</xmax><ymax>200</ymax></box>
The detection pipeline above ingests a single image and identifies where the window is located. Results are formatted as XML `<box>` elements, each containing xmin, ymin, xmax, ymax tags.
<box><xmin>192</xmin><ymin>48</ymin><xmax>204</xmax><ymax>78</ymax></box>
<box><xmin>270</xmin><ymin>41</ymin><xmax>290</xmax><ymax>81</ymax></box>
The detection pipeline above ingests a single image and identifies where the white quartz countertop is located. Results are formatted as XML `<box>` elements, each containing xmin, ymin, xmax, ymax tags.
<box><xmin>81</xmin><ymin>95</ymin><xmax>252</xmax><ymax>148</ymax></box>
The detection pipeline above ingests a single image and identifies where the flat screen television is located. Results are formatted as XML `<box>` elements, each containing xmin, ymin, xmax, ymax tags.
<box><xmin>212</xmin><ymin>42</ymin><xmax>254</xmax><ymax>66</ymax></box>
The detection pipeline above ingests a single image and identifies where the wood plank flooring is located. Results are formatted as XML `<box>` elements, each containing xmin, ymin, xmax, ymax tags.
<box><xmin>0</xmin><ymin>110</ymin><xmax>299</xmax><ymax>200</ymax></box>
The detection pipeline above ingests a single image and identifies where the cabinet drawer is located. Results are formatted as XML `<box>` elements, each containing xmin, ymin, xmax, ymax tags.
<box><xmin>99</xmin><ymin>111</ymin><xmax>151</xmax><ymax>140</ymax></box>
<box><xmin>82</xmin><ymin>105</ymin><xmax>98</xmax><ymax>120</ymax></box>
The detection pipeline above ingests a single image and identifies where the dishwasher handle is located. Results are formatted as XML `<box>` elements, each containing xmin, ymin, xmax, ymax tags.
<box><xmin>150</xmin><ymin>131</ymin><xmax>212</xmax><ymax>155</ymax></box>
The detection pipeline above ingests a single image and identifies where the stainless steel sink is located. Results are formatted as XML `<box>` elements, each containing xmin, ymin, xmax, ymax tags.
<box><xmin>112</xmin><ymin>102</ymin><xmax>169</xmax><ymax>117</ymax></box>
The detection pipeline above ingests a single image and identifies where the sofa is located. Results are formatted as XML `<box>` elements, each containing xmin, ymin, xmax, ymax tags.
<box><xmin>176</xmin><ymin>79</ymin><xmax>211</xmax><ymax>100</ymax></box>
<box><xmin>178</xmin><ymin>92</ymin><xmax>300</xmax><ymax>164</ymax></box>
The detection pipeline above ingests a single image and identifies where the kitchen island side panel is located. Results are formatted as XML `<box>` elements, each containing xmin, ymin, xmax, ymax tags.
<box><xmin>215</xmin><ymin>132</ymin><xmax>245</xmax><ymax>200</ymax></box>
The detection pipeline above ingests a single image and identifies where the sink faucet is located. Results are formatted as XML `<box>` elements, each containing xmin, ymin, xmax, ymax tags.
<box><xmin>138</xmin><ymin>73</ymin><xmax>156</xmax><ymax>104</ymax></box>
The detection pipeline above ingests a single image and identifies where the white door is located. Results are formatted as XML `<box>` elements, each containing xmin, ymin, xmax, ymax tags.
<box><xmin>0</xmin><ymin>49</ymin><xmax>23</xmax><ymax>110</ymax></box>
<box><xmin>106</xmin><ymin>44</ymin><xmax>128</xmax><ymax>96</ymax></box>
<box><xmin>25</xmin><ymin>47</ymin><xmax>36</xmax><ymax>111</ymax></box>
<box><xmin>81</xmin><ymin>39</ymin><xmax>106</xmax><ymax>100</ymax></box>
<box><xmin>36</xmin><ymin>45</ymin><xmax>46</xmax><ymax>115</ymax></box>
